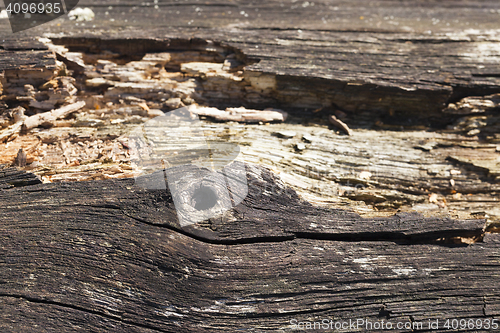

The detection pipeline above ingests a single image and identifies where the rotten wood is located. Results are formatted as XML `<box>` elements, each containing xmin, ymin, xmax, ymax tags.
<box><xmin>444</xmin><ymin>93</ymin><xmax>500</xmax><ymax>115</ymax></box>
<box><xmin>1</xmin><ymin>1</ymin><xmax>500</xmax><ymax>120</ymax></box>
<box><xmin>0</xmin><ymin>2</ymin><xmax>497</xmax><ymax>218</ymax></box>
<box><xmin>0</xmin><ymin>3</ymin><xmax>497</xmax><ymax>217</ymax></box>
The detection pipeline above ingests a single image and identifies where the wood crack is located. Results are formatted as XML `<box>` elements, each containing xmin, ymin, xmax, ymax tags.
<box><xmin>124</xmin><ymin>207</ymin><xmax>485</xmax><ymax>246</ymax></box>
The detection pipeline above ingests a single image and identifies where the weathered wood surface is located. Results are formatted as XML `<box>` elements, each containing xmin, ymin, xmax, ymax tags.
<box><xmin>1</xmin><ymin>167</ymin><xmax>499</xmax><ymax>332</ymax></box>
<box><xmin>0</xmin><ymin>33</ymin><xmax>498</xmax><ymax>222</ymax></box>
<box><xmin>1</xmin><ymin>1</ymin><xmax>500</xmax><ymax>331</ymax></box>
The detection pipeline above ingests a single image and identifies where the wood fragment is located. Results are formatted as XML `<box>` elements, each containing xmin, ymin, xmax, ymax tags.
<box><xmin>10</xmin><ymin>106</ymin><xmax>26</xmax><ymax>123</ymax></box>
<box><xmin>189</xmin><ymin>105</ymin><xmax>288</xmax><ymax>123</ymax></box>
<box><xmin>443</xmin><ymin>93</ymin><xmax>500</xmax><ymax>114</ymax></box>
<box><xmin>15</xmin><ymin>148</ymin><xmax>27</xmax><ymax>167</ymax></box>
<box><xmin>274</xmin><ymin>130</ymin><xmax>296</xmax><ymax>138</ymax></box>
<box><xmin>295</xmin><ymin>142</ymin><xmax>306</xmax><ymax>151</ymax></box>
<box><xmin>23</xmin><ymin>101</ymin><xmax>86</xmax><ymax>131</ymax></box>
<box><xmin>0</xmin><ymin>120</ymin><xmax>24</xmax><ymax>143</ymax></box>
<box><xmin>329</xmin><ymin>114</ymin><xmax>353</xmax><ymax>135</ymax></box>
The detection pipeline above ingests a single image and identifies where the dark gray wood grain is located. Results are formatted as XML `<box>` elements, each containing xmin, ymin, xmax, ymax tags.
<box><xmin>0</xmin><ymin>164</ymin><xmax>41</xmax><ymax>189</ymax></box>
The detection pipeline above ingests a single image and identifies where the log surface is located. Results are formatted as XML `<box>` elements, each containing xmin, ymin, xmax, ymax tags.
<box><xmin>1</xmin><ymin>1</ymin><xmax>500</xmax><ymax>332</ymax></box>
<box><xmin>1</xmin><ymin>166</ymin><xmax>499</xmax><ymax>332</ymax></box>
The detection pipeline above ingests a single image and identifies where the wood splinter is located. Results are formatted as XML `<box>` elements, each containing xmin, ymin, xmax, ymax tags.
<box><xmin>188</xmin><ymin>105</ymin><xmax>288</xmax><ymax>123</ymax></box>
<box><xmin>23</xmin><ymin>101</ymin><xmax>86</xmax><ymax>131</ymax></box>
<box><xmin>0</xmin><ymin>120</ymin><xmax>24</xmax><ymax>143</ymax></box>
<box><xmin>329</xmin><ymin>114</ymin><xmax>353</xmax><ymax>136</ymax></box>
<box><xmin>15</xmin><ymin>148</ymin><xmax>27</xmax><ymax>167</ymax></box>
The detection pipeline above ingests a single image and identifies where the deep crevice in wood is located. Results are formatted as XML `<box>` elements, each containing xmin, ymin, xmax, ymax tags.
<box><xmin>2</xmin><ymin>165</ymin><xmax>488</xmax><ymax>246</ymax></box>
<box><xmin>127</xmin><ymin>210</ymin><xmax>483</xmax><ymax>247</ymax></box>
<box><xmin>31</xmin><ymin>35</ymin><xmax>495</xmax><ymax>124</ymax></box>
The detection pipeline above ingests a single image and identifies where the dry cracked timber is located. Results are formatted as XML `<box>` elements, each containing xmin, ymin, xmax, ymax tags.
<box><xmin>0</xmin><ymin>34</ymin><xmax>499</xmax><ymax>226</ymax></box>
<box><xmin>1</xmin><ymin>1</ymin><xmax>500</xmax><ymax>331</ymax></box>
